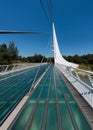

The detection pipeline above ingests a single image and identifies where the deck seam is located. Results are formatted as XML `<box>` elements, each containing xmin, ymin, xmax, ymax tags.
<box><xmin>41</xmin><ymin>68</ymin><xmax>52</xmax><ymax>130</ymax></box>
<box><xmin>54</xmin><ymin>68</ymin><xmax>63</xmax><ymax>130</ymax></box>
<box><xmin>58</xmin><ymin>70</ymin><xmax>93</xmax><ymax>129</ymax></box>
<box><xmin>0</xmin><ymin>64</ymin><xmax>50</xmax><ymax>130</ymax></box>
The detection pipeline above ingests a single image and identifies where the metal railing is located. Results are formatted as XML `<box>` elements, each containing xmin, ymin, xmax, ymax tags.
<box><xmin>65</xmin><ymin>66</ymin><xmax>93</xmax><ymax>88</ymax></box>
<box><xmin>56</xmin><ymin>64</ymin><xmax>93</xmax><ymax>108</ymax></box>
<box><xmin>0</xmin><ymin>64</ymin><xmax>25</xmax><ymax>73</ymax></box>
<box><xmin>0</xmin><ymin>63</ymin><xmax>45</xmax><ymax>73</ymax></box>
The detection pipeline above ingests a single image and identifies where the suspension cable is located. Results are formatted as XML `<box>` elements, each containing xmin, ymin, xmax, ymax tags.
<box><xmin>39</xmin><ymin>0</ymin><xmax>51</xmax><ymax>27</ymax></box>
<box><xmin>28</xmin><ymin>36</ymin><xmax>53</xmax><ymax>95</ymax></box>
<box><xmin>47</xmin><ymin>0</ymin><xmax>53</xmax><ymax>25</ymax></box>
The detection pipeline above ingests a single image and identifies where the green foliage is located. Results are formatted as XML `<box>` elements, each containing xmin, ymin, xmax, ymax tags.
<box><xmin>47</xmin><ymin>57</ymin><xmax>54</xmax><ymax>63</ymax></box>
<box><xmin>8</xmin><ymin>41</ymin><xmax>18</xmax><ymax>61</ymax></box>
<box><xmin>22</xmin><ymin>54</ymin><xmax>47</xmax><ymax>63</ymax></box>
<box><xmin>0</xmin><ymin>42</ymin><xmax>18</xmax><ymax>65</ymax></box>
<box><xmin>64</xmin><ymin>54</ymin><xmax>93</xmax><ymax>65</ymax></box>
<box><xmin>0</xmin><ymin>44</ymin><xmax>7</xmax><ymax>59</ymax></box>
<box><xmin>0</xmin><ymin>41</ymin><xmax>93</xmax><ymax>69</ymax></box>
<box><xmin>0</xmin><ymin>44</ymin><xmax>8</xmax><ymax>64</ymax></box>
<box><xmin>64</xmin><ymin>54</ymin><xmax>93</xmax><ymax>71</ymax></box>
<box><xmin>79</xmin><ymin>64</ymin><xmax>91</xmax><ymax>71</ymax></box>
<box><xmin>17</xmin><ymin>54</ymin><xmax>54</xmax><ymax>63</ymax></box>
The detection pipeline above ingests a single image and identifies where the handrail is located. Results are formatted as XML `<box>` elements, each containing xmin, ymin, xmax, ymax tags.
<box><xmin>72</xmin><ymin>66</ymin><xmax>93</xmax><ymax>75</ymax></box>
<box><xmin>0</xmin><ymin>64</ymin><xmax>23</xmax><ymax>73</ymax></box>
<box><xmin>0</xmin><ymin>63</ymin><xmax>46</xmax><ymax>74</ymax></box>
<box><xmin>24</xmin><ymin>65</ymin><xmax>51</xmax><ymax>130</ymax></box>
<box><xmin>56</xmin><ymin>69</ymin><xmax>79</xmax><ymax>130</ymax></box>
<box><xmin>41</xmin><ymin>67</ymin><xmax>52</xmax><ymax>130</ymax></box>
<box><xmin>57</xmin><ymin>64</ymin><xmax>93</xmax><ymax>89</ymax></box>
<box><xmin>56</xmin><ymin>63</ymin><xmax>93</xmax><ymax>108</ymax></box>
<box><xmin>54</xmin><ymin>67</ymin><xmax>63</xmax><ymax>130</ymax></box>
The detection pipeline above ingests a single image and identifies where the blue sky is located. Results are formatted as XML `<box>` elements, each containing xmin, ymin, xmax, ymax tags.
<box><xmin>0</xmin><ymin>0</ymin><xmax>93</xmax><ymax>57</ymax></box>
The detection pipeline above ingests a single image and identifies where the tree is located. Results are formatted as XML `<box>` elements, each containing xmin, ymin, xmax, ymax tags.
<box><xmin>8</xmin><ymin>41</ymin><xmax>18</xmax><ymax>61</ymax></box>
<box><xmin>0</xmin><ymin>44</ymin><xmax>9</xmax><ymax>64</ymax></box>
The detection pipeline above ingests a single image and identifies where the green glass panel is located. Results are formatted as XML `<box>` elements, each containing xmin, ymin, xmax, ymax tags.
<box><xmin>11</xmin><ymin>101</ymin><xmax>35</xmax><ymax>130</ymax></box>
<box><xmin>59</xmin><ymin>101</ymin><xmax>74</xmax><ymax>130</ymax></box>
<box><xmin>29</xmin><ymin>102</ymin><xmax>44</xmax><ymax>130</ymax></box>
<box><xmin>46</xmin><ymin>102</ymin><xmax>58</xmax><ymax>130</ymax></box>
<box><xmin>70</xmin><ymin>102</ymin><xmax>91</xmax><ymax>130</ymax></box>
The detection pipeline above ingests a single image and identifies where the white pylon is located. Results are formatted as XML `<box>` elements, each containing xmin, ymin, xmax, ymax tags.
<box><xmin>53</xmin><ymin>23</ymin><xmax>78</xmax><ymax>68</ymax></box>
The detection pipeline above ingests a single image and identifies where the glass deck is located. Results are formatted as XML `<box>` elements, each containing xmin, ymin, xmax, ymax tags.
<box><xmin>9</xmin><ymin>65</ymin><xmax>91</xmax><ymax>130</ymax></box>
<box><xmin>0</xmin><ymin>65</ymin><xmax>48</xmax><ymax>125</ymax></box>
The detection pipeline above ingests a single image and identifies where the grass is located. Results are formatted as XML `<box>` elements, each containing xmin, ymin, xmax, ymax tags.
<box><xmin>78</xmin><ymin>64</ymin><xmax>93</xmax><ymax>71</ymax></box>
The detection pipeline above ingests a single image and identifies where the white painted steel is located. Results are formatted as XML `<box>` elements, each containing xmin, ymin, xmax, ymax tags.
<box><xmin>53</xmin><ymin>23</ymin><xmax>78</xmax><ymax>68</ymax></box>
<box><xmin>0</xmin><ymin>63</ymin><xmax>47</xmax><ymax>76</ymax></box>
<box><xmin>53</xmin><ymin>22</ymin><xmax>93</xmax><ymax>108</ymax></box>
<box><xmin>56</xmin><ymin>64</ymin><xmax>93</xmax><ymax>108</ymax></box>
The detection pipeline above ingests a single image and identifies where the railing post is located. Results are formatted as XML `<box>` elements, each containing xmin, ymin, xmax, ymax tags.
<box><xmin>5</xmin><ymin>65</ymin><xmax>9</xmax><ymax>72</ymax></box>
<box><xmin>12</xmin><ymin>64</ymin><xmax>15</xmax><ymax>70</ymax></box>
<box><xmin>88</xmin><ymin>74</ymin><xmax>93</xmax><ymax>87</ymax></box>
<box><xmin>66</xmin><ymin>66</ymin><xmax>72</xmax><ymax>75</ymax></box>
<box><xmin>74</xmin><ymin>69</ymin><xmax>80</xmax><ymax>81</ymax></box>
<box><xmin>91</xmin><ymin>90</ymin><xmax>93</xmax><ymax>108</ymax></box>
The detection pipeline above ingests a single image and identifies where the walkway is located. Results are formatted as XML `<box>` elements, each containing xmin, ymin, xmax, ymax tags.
<box><xmin>8</xmin><ymin>65</ymin><xmax>91</xmax><ymax>130</ymax></box>
<box><xmin>0</xmin><ymin>64</ymin><xmax>48</xmax><ymax>125</ymax></box>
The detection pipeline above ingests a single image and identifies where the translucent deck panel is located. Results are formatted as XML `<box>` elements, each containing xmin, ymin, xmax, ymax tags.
<box><xmin>0</xmin><ymin>65</ymin><xmax>48</xmax><ymax>125</ymax></box>
<box><xmin>9</xmin><ymin>65</ymin><xmax>91</xmax><ymax>130</ymax></box>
